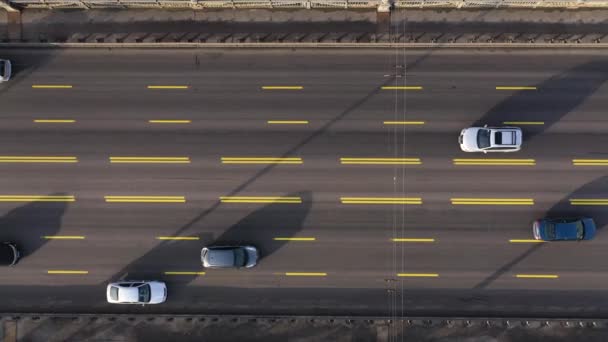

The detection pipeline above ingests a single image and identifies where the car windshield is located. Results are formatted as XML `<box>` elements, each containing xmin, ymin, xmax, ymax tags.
<box><xmin>234</xmin><ymin>249</ymin><xmax>247</xmax><ymax>266</ymax></box>
<box><xmin>576</xmin><ymin>221</ymin><xmax>584</xmax><ymax>239</ymax></box>
<box><xmin>138</xmin><ymin>284</ymin><xmax>151</xmax><ymax>303</ymax></box>
<box><xmin>477</xmin><ymin>129</ymin><xmax>491</xmax><ymax>148</ymax></box>
<box><xmin>545</xmin><ymin>223</ymin><xmax>556</xmax><ymax>239</ymax></box>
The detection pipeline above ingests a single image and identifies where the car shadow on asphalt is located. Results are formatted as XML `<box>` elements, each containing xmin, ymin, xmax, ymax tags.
<box><xmin>108</xmin><ymin>191</ymin><xmax>312</xmax><ymax>289</ymax></box>
<box><xmin>0</xmin><ymin>193</ymin><xmax>69</xmax><ymax>259</ymax></box>
<box><xmin>474</xmin><ymin>175</ymin><xmax>608</xmax><ymax>289</ymax></box>
<box><xmin>472</xmin><ymin>60</ymin><xmax>608</xmax><ymax>140</ymax></box>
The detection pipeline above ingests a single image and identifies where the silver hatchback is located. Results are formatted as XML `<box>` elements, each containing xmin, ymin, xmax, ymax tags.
<box><xmin>201</xmin><ymin>246</ymin><xmax>258</xmax><ymax>269</ymax></box>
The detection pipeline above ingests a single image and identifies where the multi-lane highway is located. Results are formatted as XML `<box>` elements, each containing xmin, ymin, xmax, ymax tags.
<box><xmin>0</xmin><ymin>47</ymin><xmax>608</xmax><ymax>316</ymax></box>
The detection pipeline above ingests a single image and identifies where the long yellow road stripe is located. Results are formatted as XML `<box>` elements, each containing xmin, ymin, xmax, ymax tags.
<box><xmin>104</xmin><ymin>196</ymin><xmax>186</xmax><ymax>203</ymax></box>
<box><xmin>451</xmin><ymin>198</ymin><xmax>534</xmax><ymax>205</ymax></box>
<box><xmin>157</xmin><ymin>236</ymin><xmax>200</xmax><ymax>240</ymax></box>
<box><xmin>47</xmin><ymin>270</ymin><xmax>88</xmax><ymax>274</ymax></box>
<box><xmin>164</xmin><ymin>271</ymin><xmax>206</xmax><ymax>275</ymax></box>
<box><xmin>284</xmin><ymin>272</ymin><xmax>327</xmax><ymax>276</ymax></box>
<box><xmin>383</xmin><ymin>121</ymin><xmax>425</xmax><ymax>125</ymax></box>
<box><xmin>381</xmin><ymin>86</ymin><xmax>423</xmax><ymax>90</ymax></box>
<box><xmin>340</xmin><ymin>158</ymin><xmax>422</xmax><ymax>165</ymax></box>
<box><xmin>496</xmin><ymin>86</ymin><xmax>537</xmax><ymax>90</ymax></box>
<box><xmin>43</xmin><ymin>236</ymin><xmax>85</xmax><ymax>240</ymax></box>
<box><xmin>573</xmin><ymin>159</ymin><xmax>608</xmax><ymax>166</ymax></box>
<box><xmin>397</xmin><ymin>273</ymin><xmax>439</xmax><ymax>277</ymax></box>
<box><xmin>34</xmin><ymin>119</ymin><xmax>76</xmax><ymax>123</ymax></box>
<box><xmin>267</xmin><ymin>120</ymin><xmax>309</xmax><ymax>124</ymax></box>
<box><xmin>221</xmin><ymin>157</ymin><xmax>303</xmax><ymax>165</ymax></box>
<box><xmin>110</xmin><ymin>157</ymin><xmax>191</xmax><ymax>164</ymax></box>
<box><xmin>32</xmin><ymin>85</ymin><xmax>73</xmax><ymax>89</ymax></box>
<box><xmin>148</xmin><ymin>120</ymin><xmax>191</xmax><ymax>124</ymax></box>
<box><xmin>503</xmin><ymin>121</ymin><xmax>544</xmax><ymax>125</ymax></box>
<box><xmin>341</xmin><ymin>197</ymin><xmax>423</xmax><ymax>205</ymax></box>
<box><xmin>262</xmin><ymin>86</ymin><xmax>303</xmax><ymax>90</ymax></box>
<box><xmin>569</xmin><ymin>199</ymin><xmax>608</xmax><ymax>206</ymax></box>
<box><xmin>392</xmin><ymin>238</ymin><xmax>435</xmax><ymax>242</ymax></box>
<box><xmin>516</xmin><ymin>274</ymin><xmax>558</xmax><ymax>279</ymax></box>
<box><xmin>453</xmin><ymin>159</ymin><xmax>535</xmax><ymax>166</ymax></box>
<box><xmin>220</xmin><ymin>196</ymin><xmax>302</xmax><ymax>204</ymax></box>
<box><xmin>509</xmin><ymin>239</ymin><xmax>545</xmax><ymax>243</ymax></box>
<box><xmin>0</xmin><ymin>195</ymin><xmax>75</xmax><ymax>202</ymax></box>
<box><xmin>273</xmin><ymin>237</ymin><xmax>316</xmax><ymax>241</ymax></box>
<box><xmin>0</xmin><ymin>156</ymin><xmax>78</xmax><ymax>163</ymax></box>
<box><xmin>147</xmin><ymin>85</ymin><xmax>189</xmax><ymax>89</ymax></box>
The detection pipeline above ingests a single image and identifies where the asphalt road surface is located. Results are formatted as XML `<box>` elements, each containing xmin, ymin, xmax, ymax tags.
<box><xmin>0</xmin><ymin>47</ymin><xmax>608</xmax><ymax>317</ymax></box>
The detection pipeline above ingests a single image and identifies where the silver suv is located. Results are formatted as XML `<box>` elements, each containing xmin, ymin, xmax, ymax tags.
<box><xmin>201</xmin><ymin>246</ymin><xmax>258</xmax><ymax>269</ymax></box>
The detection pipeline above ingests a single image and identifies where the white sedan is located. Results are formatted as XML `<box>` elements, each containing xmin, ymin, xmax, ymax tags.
<box><xmin>106</xmin><ymin>281</ymin><xmax>167</xmax><ymax>304</ymax></box>
<box><xmin>459</xmin><ymin>125</ymin><xmax>522</xmax><ymax>153</ymax></box>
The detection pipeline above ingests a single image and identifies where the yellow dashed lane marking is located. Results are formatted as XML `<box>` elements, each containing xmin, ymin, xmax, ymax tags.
<box><xmin>383</xmin><ymin>121</ymin><xmax>425</xmax><ymax>125</ymax></box>
<box><xmin>148</xmin><ymin>120</ymin><xmax>191</xmax><ymax>124</ymax></box>
<box><xmin>340</xmin><ymin>158</ymin><xmax>421</xmax><ymax>165</ymax></box>
<box><xmin>147</xmin><ymin>85</ymin><xmax>189</xmax><ymax>89</ymax></box>
<box><xmin>341</xmin><ymin>197</ymin><xmax>423</xmax><ymax>205</ymax></box>
<box><xmin>0</xmin><ymin>195</ymin><xmax>75</xmax><ymax>202</ymax></box>
<box><xmin>573</xmin><ymin>159</ymin><xmax>608</xmax><ymax>166</ymax></box>
<box><xmin>104</xmin><ymin>196</ymin><xmax>186</xmax><ymax>203</ymax></box>
<box><xmin>284</xmin><ymin>273</ymin><xmax>327</xmax><ymax>276</ymax></box>
<box><xmin>221</xmin><ymin>157</ymin><xmax>303</xmax><ymax>165</ymax></box>
<box><xmin>273</xmin><ymin>237</ymin><xmax>316</xmax><ymax>241</ymax></box>
<box><xmin>392</xmin><ymin>238</ymin><xmax>435</xmax><ymax>242</ymax></box>
<box><xmin>43</xmin><ymin>236</ymin><xmax>85</xmax><ymax>240</ymax></box>
<box><xmin>32</xmin><ymin>85</ymin><xmax>73</xmax><ymax>89</ymax></box>
<box><xmin>220</xmin><ymin>196</ymin><xmax>302</xmax><ymax>204</ymax></box>
<box><xmin>165</xmin><ymin>271</ymin><xmax>206</xmax><ymax>275</ymax></box>
<box><xmin>267</xmin><ymin>120</ymin><xmax>309</xmax><ymax>125</ymax></box>
<box><xmin>569</xmin><ymin>199</ymin><xmax>608</xmax><ymax>206</ymax></box>
<box><xmin>496</xmin><ymin>86</ymin><xmax>537</xmax><ymax>90</ymax></box>
<box><xmin>381</xmin><ymin>86</ymin><xmax>423</xmax><ymax>90</ymax></box>
<box><xmin>516</xmin><ymin>274</ymin><xmax>558</xmax><ymax>279</ymax></box>
<box><xmin>453</xmin><ymin>159</ymin><xmax>535</xmax><ymax>166</ymax></box>
<box><xmin>397</xmin><ymin>273</ymin><xmax>439</xmax><ymax>277</ymax></box>
<box><xmin>509</xmin><ymin>239</ymin><xmax>545</xmax><ymax>243</ymax></box>
<box><xmin>262</xmin><ymin>86</ymin><xmax>303</xmax><ymax>90</ymax></box>
<box><xmin>0</xmin><ymin>156</ymin><xmax>78</xmax><ymax>163</ymax></box>
<box><xmin>157</xmin><ymin>236</ymin><xmax>200</xmax><ymax>240</ymax></box>
<box><xmin>47</xmin><ymin>270</ymin><xmax>88</xmax><ymax>274</ymax></box>
<box><xmin>503</xmin><ymin>121</ymin><xmax>544</xmax><ymax>125</ymax></box>
<box><xmin>110</xmin><ymin>157</ymin><xmax>191</xmax><ymax>164</ymax></box>
<box><xmin>34</xmin><ymin>119</ymin><xmax>76</xmax><ymax>123</ymax></box>
<box><xmin>451</xmin><ymin>198</ymin><xmax>534</xmax><ymax>205</ymax></box>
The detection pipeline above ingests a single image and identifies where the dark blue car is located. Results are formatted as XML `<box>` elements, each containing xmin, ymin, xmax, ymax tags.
<box><xmin>533</xmin><ymin>217</ymin><xmax>596</xmax><ymax>241</ymax></box>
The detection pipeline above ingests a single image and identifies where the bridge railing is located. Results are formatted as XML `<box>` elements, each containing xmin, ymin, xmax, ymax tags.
<box><xmin>8</xmin><ymin>0</ymin><xmax>608</xmax><ymax>9</ymax></box>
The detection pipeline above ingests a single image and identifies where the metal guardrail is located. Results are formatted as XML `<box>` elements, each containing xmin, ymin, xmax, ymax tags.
<box><xmin>7</xmin><ymin>0</ymin><xmax>608</xmax><ymax>8</ymax></box>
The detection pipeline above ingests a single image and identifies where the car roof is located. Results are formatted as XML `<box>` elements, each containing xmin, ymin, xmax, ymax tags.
<box><xmin>554</xmin><ymin>222</ymin><xmax>581</xmax><ymax>240</ymax></box>
<box><xmin>117</xmin><ymin>287</ymin><xmax>140</xmax><ymax>303</ymax></box>
<box><xmin>205</xmin><ymin>249</ymin><xmax>236</xmax><ymax>266</ymax></box>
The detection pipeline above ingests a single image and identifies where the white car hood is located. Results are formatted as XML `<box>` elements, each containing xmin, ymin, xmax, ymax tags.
<box><xmin>460</xmin><ymin>127</ymin><xmax>481</xmax><ymax>151</ymax></box>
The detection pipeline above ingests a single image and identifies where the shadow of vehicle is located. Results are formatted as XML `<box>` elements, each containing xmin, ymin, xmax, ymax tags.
<box><xmin>211</xmin><ymin>191</ymin><xmax>312</xmax><ymax>261</ymax></box>
<box><xmin>472</xmin><ymin>61</ymin><xmax>608</xmax><ymax>140</ymax></box>
<box><xmin>474</xmin><ymin>175</ymin><xmax>608</xmax><ymax>289</ymax></box>
<box><xmin>108</xmin><ymin>191</ymin><xmax>312</xmax><ymax>288</ymax></box>
<box><xmin>0</xmin><ymin>193</ymin><xmax>69</xmax><ymax>259</ymax></box>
